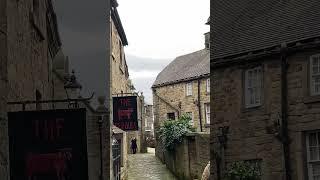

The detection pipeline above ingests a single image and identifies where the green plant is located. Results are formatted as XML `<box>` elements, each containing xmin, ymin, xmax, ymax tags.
<box><xmin>224</xmin><ymin>161</ymin><xmax>261</xmax><ymax>180</ymax></box>
<box><xmin>157</xmin><ymin>114</ymin><xmax>195</xmax><ymax>151</ymax></box>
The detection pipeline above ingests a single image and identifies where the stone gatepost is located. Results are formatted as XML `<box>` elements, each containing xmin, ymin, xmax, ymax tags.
<box><xmin>95</xmin><ymin>96</ymin><xmax>111</xmax><ymax>180</ymax></box>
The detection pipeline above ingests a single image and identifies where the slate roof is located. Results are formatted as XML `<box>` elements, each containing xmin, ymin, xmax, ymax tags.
<box><xmin>152</xmin><ymin>49</ymin><xmax>209</xmax><ymax>88</ymax></box>
<box><xmin>213</xmin><ymin>0</ymin><xmax>320</xmax><ymax>60</ymax></box>
<box><xmin>111</xmin><ymin>0</ymin><xmax>128</xmax><ymax>46</ymax></box>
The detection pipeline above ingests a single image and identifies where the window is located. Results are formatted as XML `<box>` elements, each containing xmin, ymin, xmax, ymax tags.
<box><xmin>205</xmin><ymin>103</ymin><xmax>210</xmax><ymax>124</ymax></box>
<box><xmin>186</xmin><ymin>82</ymin><xmax>193</xmax><ymax>96</ymax></box>
<box><xmin>186</xmin><ymin>112</ymin><xmax>193</xmax><ymax>126</ymax></box>
<box><xmin>306</xmin><ymin>131</ymin><xmax>320</xmax><ymax>180</ymax></box>
<box><xmin>310</xmin><ymin>54</ymin><xmax>320</xmax><ymax>95</ymax></box>
<box><xmin>167</xmin><ymin>113</ymin><xmax>175</xmax><ymax>120</ymax></box>
<box><xmin>206</xmin><ymin>78</ymin><xmax>210</xmax><ymax>93</ymax></box>
<box><xmin>244</xmin><ymin>66</ymin><xmax>262</xmax><ymax>108</ymax></box>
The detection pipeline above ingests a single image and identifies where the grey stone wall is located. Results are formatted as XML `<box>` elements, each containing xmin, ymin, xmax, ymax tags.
<box><xmin>163</xmin><ymin>133</ymin><xmax>210</xmax><ymax>180</ymax></box>
<box><xmin>6</xmin><ymin>0</ymin><xmax>53</xmax><ymax>111</ymax></box>
<box><xmin>0</xmin><ymin>0</ymin><xmax>55</xmax><ymax>179</ymax></box>
<box><xmin>211</xmin><ymin>48</ymin><xmax>320</xmax><ymax>179</ymax></box>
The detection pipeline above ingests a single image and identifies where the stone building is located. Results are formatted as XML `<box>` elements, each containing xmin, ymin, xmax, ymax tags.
<box><xmin>110</xmin><ymin>0</ymin><xmax>147</xmax><ymax>178</ymax></box>
<box><xmin>0</xmin><ymin>0</ymin><xmax>112</xmax><ymax>179</ymax></box>
<box><xmin>111</xmin><ymin>0</ymin><xmax>131</xmax><ymax>95</ymax></box>
<box><xmin>211</xmin><ymin>1</ymin><xmax>320</xmax><ymax>180</ymax></box>
<box><xmin>0</xmin><ymin>0</ymin><xmax>61</xmax><ymax>178</ymax></box>
<box><xmin>145</xmin><ymin>104</ymin><xmax>154</xmax><ymax>137</ymax></box>
<box><xmin>152</xmin><ymin>26</ymin><xmax>210</xmax><ymax>161</ymax></box>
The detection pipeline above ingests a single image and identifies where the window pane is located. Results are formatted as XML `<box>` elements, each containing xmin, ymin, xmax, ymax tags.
<box><xmin>316</xmin><ymin>84</ymin><xmax>320</xmax><ymax>94</ymax></box>
<box><xmin>314</xmin><ymin>176</ymin><xmax>320</xmax><ymax>180</ymax></box>
<box><xmin>318</xmin><ymin>132</ymin><xmax>320</xmax><ymax>146</ymax></box>
<box><xmin>314</xmin><ymin>66</ymin><xmax>319</xmax><ymax>74</ymax></box>
<box><xmin>250</xmin><ymin>92</ymin><xmax>254</xmax><ymax>104</ymax></box>
<box><xmin>310</xmin><ymin>133</ymin><xmax>318</xmax><ymax>146</ymax></box>
<box><xmin>313</xmin><ymin>57</ymin><xmax>320</xmax><ymax>74</ymax></box>
<box><xmin>310</xmin><ymin>147</ymin><xmax>319</xmax><ymax>160</ymax></box>
<box><xmin>313</xmin><ymin>163</ymin><xmax>320</xmax><ymax>176</ymax></box>
<box><xmin>256</xmin><ymin>88</ymin><xmax>261</xmax><ymax>104</ymax></box>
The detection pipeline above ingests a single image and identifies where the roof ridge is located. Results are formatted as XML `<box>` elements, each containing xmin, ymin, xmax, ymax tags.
<box><xmin>153</xmin><ymin>48</ymin><xmax>209</xmax><ymax>87</ymax></box>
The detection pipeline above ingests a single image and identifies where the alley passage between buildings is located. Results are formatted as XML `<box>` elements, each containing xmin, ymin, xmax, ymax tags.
<box><xmin>127</xmin><ymin>148</ymin><xmax>177</xmax><ymax>180</ymax></box>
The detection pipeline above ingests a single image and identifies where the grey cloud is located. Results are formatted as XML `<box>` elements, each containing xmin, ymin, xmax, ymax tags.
<box><xmin>53</xmin><ymin>1</ymin><xmax>110</xmax><ymax>108</ymax></box>
<box><xmin>53</xmin><ymin>0</ymin><xmax>107</xmax><ymax>34</ymax></box>
<box><xmin>126</xmin><ymin>54</ymin><xmax>171</xmax><ymax>71</ymax></box>
<box><xmin>130</xmin><ymin>76</ymin><xmax>157</xmax><ymax>105</ymax></box>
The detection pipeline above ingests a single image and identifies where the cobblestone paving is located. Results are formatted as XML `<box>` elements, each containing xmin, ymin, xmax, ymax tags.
<box><xmin>127</xmin><ymin>148</ymin><xmax>177</xmax><ymax>180</ymax></box>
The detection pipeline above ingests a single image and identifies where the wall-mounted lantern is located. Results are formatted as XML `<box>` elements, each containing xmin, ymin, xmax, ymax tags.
<box><xmin>64</xmin><ymin>70</ymin><xmax>82</xmax><ymax>108</ymax></box>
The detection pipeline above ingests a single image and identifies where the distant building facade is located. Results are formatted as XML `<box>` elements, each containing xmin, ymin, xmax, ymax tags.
<box><xmin>145</xmin><ymin>104</ymin><xmax>154</xmax><ymax>137</ymax></box>
<box><xmin>212</xmin><ymin>1</ymin><xmax>320</xmax><ymax>179</ymax></box>
<box><xmin>152</xmin><ymin>28</ymin><xmax>210</xmax><ymax>161</ymax></box>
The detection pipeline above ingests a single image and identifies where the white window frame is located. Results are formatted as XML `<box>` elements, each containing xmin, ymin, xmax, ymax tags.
<box><xmin>186</xmin><ymin>112</ymin><xmax>194</xmax><ymax>126</ymax></box>
<box><xmin>206</xmin><ymin>78</ymin><xmax>210</xmax><ymax>93</ymax></box>
<box><xmin>244</xmin><ymin>66</ymin><xmax>262</xmax><ymax>108</ymax></box>
<box><xmin>310</xmin><ymin>54</ymin><xmax>320</xmax><ymax>96</ymax></box>
<box><xmin>186</xmin><ymin>82</ymin><xmax>193</xmax><ymax>96</ymax></box>
<box><xmin>306</xmin><ymin>131</ymin><xmax>320</xmax><ymax>180</ymax></box>
<box><xmin>205</xmin><ymin>103</ymin><xmax>210</xmax><ymax>124</ymax></box>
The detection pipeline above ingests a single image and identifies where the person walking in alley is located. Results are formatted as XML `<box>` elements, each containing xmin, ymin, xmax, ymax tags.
<box><xmin>131</xmin><ymin>137</ymin><xmax>137</xmax><ymax>154</ymax></box>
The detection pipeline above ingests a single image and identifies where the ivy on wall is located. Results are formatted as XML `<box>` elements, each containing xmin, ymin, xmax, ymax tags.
<box><xmin>224</xmin><ymin>161</ymin><xmax>261</xmax><ymax>180</ymax></box>
<box><xmin>157</xmin><ymin>114</ymin><xmax>195</xmax><ymax>151</ymax></box>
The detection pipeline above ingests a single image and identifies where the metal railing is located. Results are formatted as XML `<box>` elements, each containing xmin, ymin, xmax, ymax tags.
<box><xmin>112</xmin><ymin>138</ymin><xmax>121</xmax><ymax>180</ymax></box>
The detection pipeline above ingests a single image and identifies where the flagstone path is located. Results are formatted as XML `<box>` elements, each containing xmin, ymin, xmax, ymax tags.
<box><xmin>127</xmin><ymin>148</ymin><xmax>177</xmax><ymax>180</ymax></box>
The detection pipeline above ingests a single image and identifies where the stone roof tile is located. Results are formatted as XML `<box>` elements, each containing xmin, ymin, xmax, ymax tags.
<box><xmin>213</xmin><ymin>0</ymin><xmax>320</xmax><ymax>60</ymax></box>
<box><xmin>153</xmin><ymin>49</ymin><xmax>209</xmax><ymax>87</ymax></box>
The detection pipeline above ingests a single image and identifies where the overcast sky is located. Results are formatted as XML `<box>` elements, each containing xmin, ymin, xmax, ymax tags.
<box><xmin>117</xmin><ymin>0</ymin><xmax>210</xmax><ymax>104</ymax></box>
<box><xmin>53</xmin><ymin>0</ymin><xmax>209</xmax><ymax>106</ymax></box>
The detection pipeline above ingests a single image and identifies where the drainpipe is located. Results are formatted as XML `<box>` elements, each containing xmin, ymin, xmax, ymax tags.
<box><xmin>280</xmin><ymin>43</ymin><xmax>291</xmax><ymax>180</ymax></box>
<box><xmin>197</xmin><ymin>79</ymin><xmax>203</xmax><ymax>132</ymax></box>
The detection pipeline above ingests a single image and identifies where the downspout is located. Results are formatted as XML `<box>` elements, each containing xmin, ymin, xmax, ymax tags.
<box><xmin>197</xmin><ymin>79</ymin><xmax>203</xmax><ymax>132</ymax></box>
<box><xmin>280</xmin><ymin>43</ymin><xmax>291</xmax><ymax>180</ymax></box>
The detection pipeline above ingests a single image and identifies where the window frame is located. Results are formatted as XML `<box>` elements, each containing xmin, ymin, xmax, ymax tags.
<box><xmin>306</xmin><ymin>131</ymin><xmax>320</xmax><ymax>180</ymax></box>
<box><xmin>310</xmin><ymin>54</ymin><xmax>320</xmax><ymax>96</ymax></box>
<box><xmin>205</xmin><ymin>103</ymin><xmax>210</xmax><ymax>124</ymax></box>
<box><xmin>244</xmin><ymin>66</ymin><xmax>263</xmax><ymax>108</ymax></box>
<box><xmin>206</xmin><ymin>78</ymin><xmax>210</xmax><ymax>93</ymax></box>
<box><xmin>186</xmin><ymin>82</ymin><xmax>193</xmax><ymax>96</ymax></box>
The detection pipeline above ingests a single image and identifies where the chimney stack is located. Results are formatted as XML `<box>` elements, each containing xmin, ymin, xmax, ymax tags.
<box><xmin>204</xmin><ymin>32</ymin><xmax>210</xmax><ymax>49</ymax></box>
<box><xmin>205</xmin><ymin>16</ymin><xmax>210</xmax><ymax>49</ymax></box>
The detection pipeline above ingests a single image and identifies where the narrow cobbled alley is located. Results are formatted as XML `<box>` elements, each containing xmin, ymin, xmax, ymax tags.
<box><xmin>127</xmin><ymin>148</ymin><xmax>177</xmax><ymax>180</ymax></box>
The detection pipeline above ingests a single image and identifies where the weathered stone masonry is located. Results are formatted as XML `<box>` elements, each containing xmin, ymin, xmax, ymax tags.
<box><xmin>1</xmin><ymin>1</ymin><xmax>60</xmax><ymax>179</ymax></box>
<box><xmin>211</xmin><ymin>48</ymin><xmax>320</xmax><ymax>180</ymax></box>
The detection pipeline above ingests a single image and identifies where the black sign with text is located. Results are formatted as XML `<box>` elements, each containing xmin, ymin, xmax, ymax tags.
<box><xmin>8</xmin><ymin>109</ymin><xmax>88</xmax><ymax>180</ymax></box>
<box><xmin>113</xmin><ymin>96</ymin><xmax>138</xmax><ymax>131</ymax></box>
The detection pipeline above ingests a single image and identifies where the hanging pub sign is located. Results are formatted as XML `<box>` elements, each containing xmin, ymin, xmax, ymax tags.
<box><xmin>8</xmin><ymin>109</ymin><xmax>88</xmax><ymax>180</ymax></box>
<box><xmin>113</xmin><ymin>96</ymin><xmax>138</xmax><ymax>131</ymax></box>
